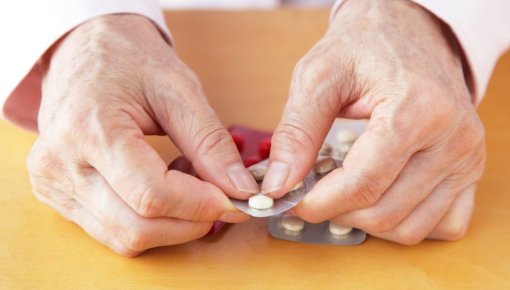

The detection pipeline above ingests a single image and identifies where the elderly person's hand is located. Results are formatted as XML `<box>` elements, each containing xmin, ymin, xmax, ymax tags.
<box><xmin>27</xmin><ymin>14</ymin><xmax>257</xmax><ymax>256</ymax></box>
<box><xmin>263</xmin><ymin>0</ymin><xmax>485</xmax><ymax>245</ymax></box>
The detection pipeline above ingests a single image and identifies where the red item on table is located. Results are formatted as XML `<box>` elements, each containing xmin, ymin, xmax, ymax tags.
<box><xmin>243</xmin><ymin>155</ymin><xmax>262</xmax><ymax>167</ymax></box>
<box><xmin>206</xmin><ymin>125</ymin><xmax>272</xmax><ymax>236</ymax></box>
<box><xmin>230</xmin><ymin>132</ymin><xmax>245</xmax><ymax>153</ymax></box>
<box><xmin>258</xmin><ymin>137</ymin><xmax>271</xmax><ymax>159</ymax></box>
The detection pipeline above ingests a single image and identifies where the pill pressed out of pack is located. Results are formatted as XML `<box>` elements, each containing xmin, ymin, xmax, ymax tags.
<box><xmin>332</xmin><ymin>143</ymin><xmax>351</xmax><ymax>161</ymax></box>
<box><xmin>268</xmin><ymin>214</ymin><xmax>366</xmax><ymax>246</ymax></box>
<box><xmin>291</xmin><ymin>180</ymin><xmax>304</xmax><ymax>191</ymax></box>
<box><xmin>248</xmin><ymin>165</ymin><xmax>267</xmax><ymax>181</ymax></box>
<box><xmin>314</xmin><ymin>157</ymin><xmax>337</xmax><ymax>174</ymax></box>
<box><xmin>319</xmin><ymin>142</ymin><xmax>332</xmax><ymax>156</ymax></box>
<box><xmin>329</xmin><ymin>222</ymin><xmax>353</xmax><ymax>236</ymax></box>
<box><xmin>248</xmin><ymin>194</ymin><xmax>274</xmax><ymax>210</ymax></box>
<box><xmin>335</xmin><ymin>129</ymin><xmax>359</xmax><ymax>145</ymax></box>
<box><xmin>281</xmin><ymin>215</ymin><xmax>305</xmax><ymax>233</ymax></box>
<box><xmin>231</xmin><ymin>158</ymin><xmax>341</xmax><ymax>218</ymax></box>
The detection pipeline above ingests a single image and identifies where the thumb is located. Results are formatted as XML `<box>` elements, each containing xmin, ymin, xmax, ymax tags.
<box><xmin>262</xmin><ymin>59</ymin><xmax>343</xmax><ymax>198</ymax></box>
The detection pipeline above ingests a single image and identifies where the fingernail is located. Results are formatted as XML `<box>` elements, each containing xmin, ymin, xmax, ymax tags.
<box><xmin>261</xmin><ymin>161</ymin><xmax>290</xmax><ymax>194</ymax></box>
<box><xmin>219</xmin><ymin>211</ymin><xmax>249</xmax><ymax>223</ymax></box>
<box><xmin>226</xmin><ymin>162</ymin><xmax>259</xmax><ymax>194</ymax></box>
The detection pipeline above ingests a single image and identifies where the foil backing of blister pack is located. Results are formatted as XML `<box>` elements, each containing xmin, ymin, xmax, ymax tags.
<box><xmin>230</xmin><ymin>159</ymin><xmax>343</xmax><ymax>218</ymax></box>
<box><xmin>268</xmin><ymin>215</ymin><xmax>367</xmax><ymax>245</ymax></box>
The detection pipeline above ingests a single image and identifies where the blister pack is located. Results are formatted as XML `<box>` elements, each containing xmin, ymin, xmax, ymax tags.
<box><xmin>230</xmin><ymin>158</ymin><xmax>343</xmax><ymax>218</ymax></box>
<box><xmin>227</xmin><ymin>119</ymin><xmax>368</xmax><ymax>245</ymax></box>
<box><xmin>268</xmin><ymin>214</ymin><xmax>366</xmax><ymax>245</ymax></box>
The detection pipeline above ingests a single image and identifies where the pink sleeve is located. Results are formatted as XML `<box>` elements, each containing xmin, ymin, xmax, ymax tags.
<box><xmin>0</xmin><ymin>0</ymin><xmax>171</xmax><ymax>132</ymax></box>
<box><xmin>330</xmin><ymin>0</ymin><xmax>510</xmax><ymax>105</ymax></box>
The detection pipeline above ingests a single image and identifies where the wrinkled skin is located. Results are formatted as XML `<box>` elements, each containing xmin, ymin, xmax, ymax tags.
<box><xmin>264</xmin><ymin>0</ymin><xmax>485</xmax><ymax>245</ymax></box>
<box><xmin>28</xmin><ymin>15</ymin><xmax>255</xmax><ymax>256</ymax></box>
<box><xmin>28</xmin><ymin>0</ymin><xmax>486</xmax><ymax>257</ymax></box>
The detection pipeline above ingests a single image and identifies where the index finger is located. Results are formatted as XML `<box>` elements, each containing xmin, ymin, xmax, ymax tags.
<box><xmin>293</xmin><ymin>115</ymin><xmax>416</xmax><ymax>222</ymax></box>
<box><xmin>82</xmin><ymin>112</ymin><xmax>242</xmax><ymax>223</ymax></box>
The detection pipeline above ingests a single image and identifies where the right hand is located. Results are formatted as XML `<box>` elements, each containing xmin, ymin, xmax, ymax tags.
<box><xmin>263</xmin><ymin>0</ymin><xmax>485</xmax><ymax>245</ymax></box>
<box><xmin>27</xmin><ymin>14</ymin><xmax>257</xmax><ymax>256</ymax></box>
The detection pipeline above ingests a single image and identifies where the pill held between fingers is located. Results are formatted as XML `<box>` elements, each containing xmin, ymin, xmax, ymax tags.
<box><xmin>332</xmin><ymin>143</ymin><xmax>351</xmax><ymax>160</ymax></box>
<box><xmin>291</xmin><ymin>180</ymin><xmax>304</xmax><ymax>191</ymax></box>
<box><xmin>248</xmin><ymin>194</ymin><xmax>274</xmax><ymax>210</ymax></box>
<box><xmin>281</xmin><ymin>215</ymin><xmax>305</xmax><ymax>233</ymax></box>
<box><xmin>319</xmin><ymin>142</ymin><xmax>332</xmax><ymax>156</ymax></box>
<box><xmin>314</xmin><ymin>157</ymin><xmax>337</xmax><ymax>174</ymax></box>
<box><xmin>335</xmin><ymin>129</ymin><xmax>359</xmax><ymax>145</ymax></box>
<box><xmin>329</xmin><ymin>222</ymin><xmax>353</xmax><ymax>236</ymax></box>
<box><xmin>248</xmin><ymin>165</ymin><xmax>267</xmax><ymax>181</ymax></box>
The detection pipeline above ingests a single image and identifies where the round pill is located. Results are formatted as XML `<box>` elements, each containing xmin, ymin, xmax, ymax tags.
<box><xmin>319</xmin><ymin>142</ymin><xmax>332</xmax><ymax>156</ymax></box>
<box><xmin>335</xmin><ymin>129</ymin><xmax>359</xmax><ymax>145</ymax></box>
<box><xmin>332</xmin><ymin>143</ymin><xmax>351</xmax><ymax>160</ymax></box>
<box><xmin>314</xmin><ymin>157</ymin><xmax>337</xmax><ymax>174</ymax></box>
<box><xmin>248</xmin><ymin>194</ymin><xmax>274</xmax><ymax>210</ymax></box>
<box><xmin>281</xmin><ymin>215</ymin><xmax>305</xmax><ymax>233</ymax></box>
<box><xmin>258</xmin><ymin>138</ymin><xmax>272</xmax><ymax>160</ymax></box>
<box><xmin>248</xmin><ymin>165</ymin><xmax>267</xmax><ymax>181</ymax></box>
<box><xmin>291</xmin><ymin>180</ymin><xmax>304</xmax><ymax>191</ymax></box>
<box><xmin>329</xmin><ymin>222</ymin><xmax>353</xmax><ymax>236</ymax></box>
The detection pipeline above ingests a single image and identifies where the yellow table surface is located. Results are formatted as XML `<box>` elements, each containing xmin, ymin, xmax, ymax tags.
<box><xmin>1</xmin><ymin>10</ymin><xmax>509</xmax><ymax>290</ymax></box>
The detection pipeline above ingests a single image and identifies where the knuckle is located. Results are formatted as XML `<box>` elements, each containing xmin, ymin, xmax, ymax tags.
<box><xmin>386</xmin><ymin>89</ymin><xmax>454</xmax><ymax>145</ymax></box>
<box><xmin>183</xmin><ymin>69</ymin><xmax>201</xmax><ymax>86</ymax></box>
<box><xmin>133</xmin><ymin>184</ymin><xmax>165</xmax><ymax>218</ymax></box>
<box><xmin>273</xmin><ymin>120</ymin><xmax>318</xmax><ymax>153</ymax></box>
<box><xmin>455</xmin><ymin>117</ymin><xmax>485</xmax><ymax>154</ymax></box>
<box><xmin>189</xmin><ymin>186</ymin><xmax>220</xmax><ymax>221</ymax></box>
<box><xmin>59</xmin><ymin>101</ymin><xmax>128</xmax><ymax>152</ymax></box>
<box><xmin>394</xmin><ymin>229</ymin><xmax>426</xmax><ymax>246</ymax></box>
<box><xmin>439</xmin><ymin>117</ymin><xmax>486</xmax><ymax>171</ymax></box>
<box><xmin>116</xmin><ymin>248</ymin><xmax>141</xmax><ymax>258</ymax></box>
<box><xmin>292</xmin><ymin>58</ymin><xmax>338</xmax><ymax>103</ymax></box>
<box><xmin>293</xmin><ymin>55</ymin><xmax>326</xmax><ymax>87</ymax></box>
<box><xmin>194</xmin><ymin>126</ymin><xmax>234</xmax><ymax>157</ymax></box>
<box><xmin>55</xmin><ymin>103</ymin><xmax>92</xmax><ymax>135</ymax></box>
<box><xmin>27</xmin><ymin>141</ymin><xmax>56</xmax><ymax>175</ymax></box>
<box><xmin>26</xmin><ymin>148</ymin><xmax>45</xmax><ymax>175</ymax></box>
<box><xmin>292</xmin><ymin>58</ymin><xmax>311</xmax><ymax>82</ymax></box>
<box><xmin>125</xmin><ymin>224</ymin><xmax>151</xmax><ymax>252</ymax></box>
<box><xmin>33</xmin><ymin>190</ymin><xmax>80</xmax><ymax>222</ymax></box>
<box><xmin>360</xmin><ymin>211</ymin><xmax>399</xmax><ymax>234</ymax></box>
<box><xmin>345</xmin><ymin>175</ymin><xmax>384</xmax><ymax>208</ymax></box>
<box><xmin>435</xmin><ymin>220</ymin><xmax>469</xmax><ymax>241</ymax></box>
<box><xmin>27</xmin><ymin>146</ymin><xmax>72</xmax><ymax>196</ymax></box>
